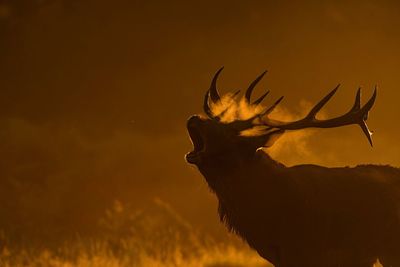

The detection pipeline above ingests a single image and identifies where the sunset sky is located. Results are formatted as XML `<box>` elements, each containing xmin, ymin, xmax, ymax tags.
<box><xmin>1</xmin><ymin>0</ymin><xmax>400</xmax><ymax>241</ymax></box>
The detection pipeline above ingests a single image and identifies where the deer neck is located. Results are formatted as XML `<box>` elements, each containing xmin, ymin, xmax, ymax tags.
<box><xmin>198</xmin><ymin>149</ymin><xmax>286</xmax><ymax>196</ymax></box>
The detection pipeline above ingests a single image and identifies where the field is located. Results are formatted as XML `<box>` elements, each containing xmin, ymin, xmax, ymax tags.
<box><xmin>0</xmin><ymin>199</ymin><xmax>271</xmax><ymax>267</ymax></box>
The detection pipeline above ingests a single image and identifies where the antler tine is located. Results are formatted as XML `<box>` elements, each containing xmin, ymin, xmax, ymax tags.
<box><xmin>360</xmin><ymin>86</ymin><xmax>377</xmax><ymax>119</ymax></box>
<box><xmin>240</xmin><ymin>95</ymin><xmax>285</xmax><ymax>127</ymax></box>
<box><xmin>205</xmin><ymin>88</ymin><xmax>242</xmax><ymax>121</ymax></box>
<box><xmin>245</xmin><ymin>71</ymin><xmax>267</xmax><ymax>103</ymax></box>
<box><xmin>358</xmin><ymin>86</ymin><xmax>377</xmax><ymax>146</ymax></box>
<box><xmin>347</xmin><ymin>87</ymin><xmax>377</xmax><ymax>145</ymax></box>
<box><xmin>253</xmin><ymin>91</ymin><xmax>270</xmax><ymax>105</ymax></box>
<box><xmin>260</xmin><ymin>86</ymin><xmax>377</xmax><ymax>146</ymax></box>
<box><xmin>232</xmin><ymin>89</ymin><xmax>241</xmax><ymax>98</ymax></box>
<box><xmin>359</xmin><ymin>120</ymin><xmax>373</xmax><ymax>147</ymax></box>
<box><xmin>351</xmin><ymin>87</ymin><xmax>362</xmax><ymax>112</ymax></box>
<box><xmin>260</xmin><ymin>96</ymin><xmax>285</xmax><ymax>116</ymax></box>
<box><xmin>203</xmin><ymin>90</ymin><xmax>219</xmax><ymax>120</ymax></box>
<box><xmin>209</xmin><ymin>67</ymin><xmax>224</xmax><ymax>102</ymax></box>
<box><xmin>306</xmin><ymin>84</ymin><xmax>340</xmax><ymax>119</ymax></box>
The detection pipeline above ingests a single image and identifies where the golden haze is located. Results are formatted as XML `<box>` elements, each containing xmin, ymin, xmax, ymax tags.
<box><xmin>0</xmin><ymin>0</ymin><xmax>399</xmax><ymax>266</ymax></box>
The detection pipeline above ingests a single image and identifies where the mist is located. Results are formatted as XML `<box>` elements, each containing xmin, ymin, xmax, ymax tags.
<box><xmin>0</xmin><ymin>0</ymin><xmax>399</xmax><ymax>266</ymax></box>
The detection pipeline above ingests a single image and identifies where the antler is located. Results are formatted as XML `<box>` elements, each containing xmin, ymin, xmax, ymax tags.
<box><xmin>209</xmin><ymin>67</ymin><xmax>224</xmax><ymax>102</ymax></box>
<box><xmin>204</xmin><ymin>68</ymin><xmax>242</xmax><ymax>121</ymax></box>
<box><xmin>245</xmin><ymin>71</ymin><xmax>270</xmax><ymax>106</ymax></box>
<box><xmin>203</xmin><ymin>67</ymin><xmax>225</xmax><ymax>121</ymax></box>
<box><xmin>259</xmin><ymin>85</ymin><xmax>377</xmax><ymax>146</ymax></box>
<box><xmin>203</xmin><ymin>68</ymin><xmax>377</xmax><ymax>146</ymax></box>
<box><xmin>204</xmin><ymin>68</ymin><xmax>273</xmax><ymax>120</ymax></box>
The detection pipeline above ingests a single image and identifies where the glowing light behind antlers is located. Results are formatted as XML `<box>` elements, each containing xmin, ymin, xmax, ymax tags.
<box><xmin>209</xmin><ymin>93</ymin><xmax>265</xmax><ymax>123</ymax></box>
<box><xmin>210</xmin><ymin>91</ymin><xmax>332</xmax><ymax>162</ymax></box>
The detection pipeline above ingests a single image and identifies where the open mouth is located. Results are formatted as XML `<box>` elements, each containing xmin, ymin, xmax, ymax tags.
<box><xmin>185</xmin><ymin>116</ymin><xmax>205</xmax><ymax>164</ymax></box>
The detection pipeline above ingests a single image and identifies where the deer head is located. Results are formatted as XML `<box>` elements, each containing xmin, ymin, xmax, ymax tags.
<box><xmin>185</xmin><ymin>68</ymin><xmax>376</xmax><ymax>170</ymax></box>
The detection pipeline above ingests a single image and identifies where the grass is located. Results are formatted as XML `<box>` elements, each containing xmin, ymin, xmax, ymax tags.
<box><xmin>0</xmin><ymin>199</ymin><xmax>271</xmax><ymax>267</ymax></box>
<box><xmin>1</xmin><ymin>199</ymin><xmax>383</xmax><ymax>267</ymax></box>
<box><xmin>0</xmin><ymin>241</ymin><xmax>270</xmax><ymax>267</ymax></box>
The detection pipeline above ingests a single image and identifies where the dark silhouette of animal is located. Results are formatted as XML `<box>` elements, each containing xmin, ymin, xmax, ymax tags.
<box><xmin>185</xmin><ymin>68</ymin><xmax>400</xmax><ymax>267</ymax></box>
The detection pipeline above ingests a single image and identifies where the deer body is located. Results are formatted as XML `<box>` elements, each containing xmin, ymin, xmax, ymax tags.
<box><xmin>186</xmin><ymin>68</ymin><xmax>398</xmax><ymax>266</ymax></box>
<box><xmin>201</xmin><ymin>150</ymin><xmax>400</xmax><ymax>267</ymax></box>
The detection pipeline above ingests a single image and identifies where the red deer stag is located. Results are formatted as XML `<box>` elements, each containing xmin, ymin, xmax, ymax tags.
<box><xmin>186</xmin><ymin>68</ymin><xmax>400</xmax><ymax>267</ymax></box>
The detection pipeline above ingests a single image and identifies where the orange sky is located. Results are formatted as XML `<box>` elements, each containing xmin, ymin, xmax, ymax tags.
<box><xmin>1</xmin><ymin>0</ymin><xmax>400</xmax><ymax>240</ymax></box>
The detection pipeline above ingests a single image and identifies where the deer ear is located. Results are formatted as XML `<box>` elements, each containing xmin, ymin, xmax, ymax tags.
<box><xmin>263</xmin><ymin>129</ymin><xmax>285</xmax><ymax>147</ymax></box>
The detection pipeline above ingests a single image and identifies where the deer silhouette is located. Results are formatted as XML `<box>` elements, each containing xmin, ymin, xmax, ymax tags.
<box><xmin>185</xmin><ymin>68</ymin><xmax>400</xmax><ymax>267</ymax></box>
